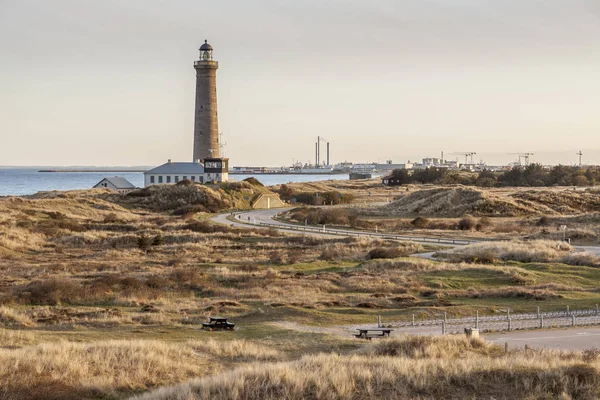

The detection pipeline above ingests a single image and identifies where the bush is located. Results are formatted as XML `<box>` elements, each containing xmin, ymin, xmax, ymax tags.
<box><xmin>243</xmin><ymin>177</ymin><xmax>264</xmax><ymax>187</ymax></box>
<box><xmin>458</xmin><ymin>215</ymin><xmax>477</xmax><ymax>231</ymax></box>
<box><xmin>536</xmin><ymin>216</ymin><xmax>551</xmax><ymax>227</ymax></box>
<box><xmin>411</xmin><ymin>217</ymin><xmax>429</xmax><ymax>228</ymax></box>
<box><xmin>184</xmin><ymin>221</ymin><xmax>229</xmax><ymax>234</ymax></box>
<box><xmin>152</xmin><ymin>234</ymin><xmax>165</xmax><ymax>246</ymax></box>
<box><xmin>21</xmin><ymin>279</ymin><xmax>85</xmax><ymax>305</ymax></box>
<box><xmin>268</xmin><ymin>251</ymin><xmax>285</xmax><ymax>265</ymax></box>
<box><xmin>137</xmin><ymin>234</ymin><xmax>153</xmax><ymax>252</ymax></box>
<box><xmin>367</xmin><ymin>247</ymin><xmax>408</xmax><ymax>259</ymax></box>
<box><xmin>476</xmin><ymin>217</ymin><xmax>493</xmax><ymax>231</ymax></box>
<box><xmin>103</xmin><ymin>213</ymin><xmax>123</xmax><ymax>224</ymax></box>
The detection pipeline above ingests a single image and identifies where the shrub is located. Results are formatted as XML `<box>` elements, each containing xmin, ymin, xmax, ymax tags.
<box><xmin>410</xmin><ymin>217</ymin><xmax>429</xmax><ymax>228</ymax></box>
<box><xmin>243</xmin><ymin>177</ymin><xmax>264</xmax><ymax>187</ymax></box>
<box><xmin>103</xmin><ymin>213</ymin><xmax>123</xmax><ymax>224</ymax></box>
<box><xmin>537</xmin><ymin>216</ymin><xmax>551</xmax><ymax>227</ymax></box>
<box><xmin>21</xmin><ymin>279</ymin><xmax>85</xmax><ymax>305</ymax></box>
<box><xmin>367</xmin><ymin>247</ymin><xmax>408</xmax><ymax>260</ymax></box>
<box><xmin>458</xmin><ymin>215</ymin><xmax>477</xmax><ymax>231</ymax></box>
<box><xmin>137</xmin><ymin>234</ymin><xmax>153</xmax><ymax>252</ymax></box>
<box><xmin>268</xmin><ymin>251</ymin><xmax>285</xmax><ymax>264</ymax></box>
<box><xmin>152</xmin><ymin>234</ymin><xmax>165</xmax><ymax>246</ymax></box>
<box><xmin>184</xmin><ymin>221</ymin><xmax>229</xmax><ymax>234</ymax></box>
<box><xmin>476</xmin><ymin>217</ymin><xmax>493</xmax><ymax>231</ymax></box>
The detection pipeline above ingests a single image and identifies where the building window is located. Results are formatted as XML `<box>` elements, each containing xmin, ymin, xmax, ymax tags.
<box><xmin>150</xmin><ymin>176</ymin><xmax>155</xmax><ymax>184</ymax></box>
<box><xmin>158</xmin><ymin>176</ymin><xmax>163</xmax><ymax>183</ymax></box>
<box><xmin>199</xmin><ymin>176</ymin><xmax>204</xmax><ymax>183</ymax></box>
<box><xmin>205</xmin><ymin>161</ymin><xmax>222</xmax><ymax>169</ymax></box>
<box><xmin>166</xmin><ymin>176</ymin><xmax>171</xmax><ymax>183</ymax></box>
<box><xmin>175</xmin><ymin>176</ymin><xmax>179</xmax><ymax>183</ymax></box>
<box><xmin>191</xmin><ymin>176</ymin><xmax>196</xmax><ymax>182</ymax></box>
<box><xmin>183</xmin><ymin>176</ymin><xmax>187</xmax><ymax>180</ymax></box>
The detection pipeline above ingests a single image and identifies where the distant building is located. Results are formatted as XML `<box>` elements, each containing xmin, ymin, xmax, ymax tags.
<box><xmin>381</xmin><ymin>174</ymin><xmax>402</xmax><ymax>186</ymax></box>
<box><xmin>349</xmin><ymin>172</ymin><xmax>372</xmax><ymax>180</ymax></box>
<box><xmin>93</xmin><ymin>177</ymin><xmax>136</xmax><ymax>194</ymax></box>
<box><xmin>144</xmin><ymin>158</ymin><xmax>229</xmax><ymax>187</ymax></box>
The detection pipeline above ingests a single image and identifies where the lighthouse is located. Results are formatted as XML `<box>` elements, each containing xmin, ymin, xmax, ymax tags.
<box><xmin>192</xmin><ymin>40</ymin><xmax>220</xmax><ymax>162</ymax></box>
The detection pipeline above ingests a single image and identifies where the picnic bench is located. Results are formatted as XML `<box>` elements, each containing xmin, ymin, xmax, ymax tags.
<box><xmin>202</xmin><ymin>317</ymin><xmax>235</xmax><ymax>331</ymax></box>
<box><xmin>354</xmin><ymin>328</ymin><xmax>394</xmax><ymax>340</ymax></box>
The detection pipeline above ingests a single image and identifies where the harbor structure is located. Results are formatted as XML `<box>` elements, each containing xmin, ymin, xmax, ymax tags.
<box><xmin>193</xmin><ymin>40</ymin><xmax>220</xmax><ymax>162</ymax></box>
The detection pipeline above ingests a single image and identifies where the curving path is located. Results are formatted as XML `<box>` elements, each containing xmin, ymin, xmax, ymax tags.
<box><xmin>212</xmin><ymin>207</ymin><xmax>474</xmax><ymax>246</ymax></box>
<box><xmin>212</xmin><ymin>207</ymin><xmax>600</xmax><ymax>255</ymax></box>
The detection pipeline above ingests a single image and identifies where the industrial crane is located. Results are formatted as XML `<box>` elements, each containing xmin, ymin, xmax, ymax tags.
<box><xmin>508</xmin><ymin>153</ymin><xmax>534</xmax><ymax>166</ymax></box>
<box><xmin>576</xmin><ymin>151</ymin><xmax>583</xmax><ymax>167</ymax></box>
<box><xmin>448</xmin><ymin>152</ymin><xmax>477</xmax><ymax>164</ymax></box>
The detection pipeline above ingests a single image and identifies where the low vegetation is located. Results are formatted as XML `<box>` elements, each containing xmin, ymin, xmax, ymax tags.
<box><xmin>386</xmin><ymin>164</ymin><xmax>600</xmax><ymax>187</ymax></box>
<box><xmin>2</xmin><ymin>182</ymin><xmax>600</xmax><ymax>399</ymax></box>
<box><xmin>133</xmin><ymin>336</ymin><xmax>600</xmax><ymax>400</ymax></box>
<box><xmin>438</xmin><ymin>240</ymin><xmax>600</xmax><ymax>266</ymax></box>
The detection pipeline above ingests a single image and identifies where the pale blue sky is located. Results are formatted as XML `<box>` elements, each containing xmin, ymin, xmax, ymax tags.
<box><xmin>1</xmin><ymin>0</ymin><xmax>599</xmax><ymax>166</ymax></box>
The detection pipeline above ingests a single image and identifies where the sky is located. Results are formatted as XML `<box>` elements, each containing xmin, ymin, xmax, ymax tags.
<box><xmin>1</xmin><ymin>0</ymin><xmax>599</xmax><ymax>167</ymax></box>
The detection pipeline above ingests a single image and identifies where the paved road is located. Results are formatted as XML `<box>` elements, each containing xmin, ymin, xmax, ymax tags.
<box><xmin>212</xmin><ymin>208</ymin><xmax>599</xmax><ymax>255</ymax></box>
<box><xmin>213</xmin><ymin>208</ymin><xmax>474</xmax><ymax>246</ymax></box>
<box><xmin>485</xmin><ymin>327</ymin><xmax>600</xmax><ymax>350</ymax></box>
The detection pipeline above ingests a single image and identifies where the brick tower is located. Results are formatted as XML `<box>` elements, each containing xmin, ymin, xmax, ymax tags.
<box><xmin>193</xmin><ymin>40</ymin><xmax>219</xmax><ymax>162</ymax></box>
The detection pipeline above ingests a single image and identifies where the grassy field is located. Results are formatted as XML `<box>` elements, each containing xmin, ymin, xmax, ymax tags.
<box><xmin>2</xmin><ymin>183</ymin><xmax>600</xmax><ymax>399</ymax></box>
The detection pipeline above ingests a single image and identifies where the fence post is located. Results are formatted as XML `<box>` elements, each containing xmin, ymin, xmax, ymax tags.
<box><xmin>442</xmin><ymin>320</ymin><xmax>446</xmax><ymax>335</ymax></box>
<box><xmin>596</xmin><ymin>304</ymin><xmax>599</xmax><ymax>315</ymax></box>
<box><xmin>508</xmin><ymin>318</ymin><xmax>511</xmax><ymax>331</ymax></box>
<box><xmin>444</xmin><ymin>312</ymin><xmax>447</xmax><ymax>325</ymax></box>
<box><xmin>507</xmin><ymin>309</ymin><xmax>510</xmax><ymax>320</ymax></box>
<box><xmin>412</xmin><ymin>314</ymin><xmax>415</xmax><ymax>326</ymax></box>
<box><xmin>540</xmin><ymin>314</ymin><xmax>544</xmax><ymax>329</ymax></box>
<box><xmin>476</xmin><ymin>310</ymin><xmax>479</xmax><ymax>330</ymax></box>
<box><xmin>572</xmin><ymin>314</ymin><xmax>575</xmax><ymax>327</ymax></box>
<box><xmin>537</xmin><ymin>306</ymin><xmax>540</xmax><ymax>318</ymax></box>
<box><xmin>504</xmin><ymin>342</ymin><xmax>508</xmax><ymax>354</ymax></box>
<box><xmin>567</xmin><ymin>305</ymin><xmax>570</xmax><ymax>316</ymax></box>
<box><xmin>377</xmin><ymin>315</ymin><xmax>381</xmax><ymax>328</ymax></box>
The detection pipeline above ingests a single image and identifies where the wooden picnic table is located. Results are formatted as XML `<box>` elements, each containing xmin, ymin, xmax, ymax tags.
<box><xmin>355</xmin><ymin>328</ymin><xmax>394</xmax><ymax>340</ymax></box>
<box><xmin>202</xmin><ymin>316</ymin><xmax>235</xmax><ymax>331</ymax></box>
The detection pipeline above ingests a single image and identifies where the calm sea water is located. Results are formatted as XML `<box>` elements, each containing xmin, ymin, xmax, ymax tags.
<box><xmin>0</xmin><ymin>168</ymin><xmax>354</xmax><ymax>196</ymax></box>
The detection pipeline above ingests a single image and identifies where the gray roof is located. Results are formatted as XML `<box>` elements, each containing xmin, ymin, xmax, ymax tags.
<box><xmin>145</xmin><ymin>162</ymin><xmax>205</xmax><ymax>175</ymax></box>
<box><xmin>200</xmin><ymin>40</ymin><xmax>213</xmax><ymax>51</ymax></box>
<box><xmin>95</xmin><ymin>176</ymin><xmax>136</xmax><ymax>189</ymax></box>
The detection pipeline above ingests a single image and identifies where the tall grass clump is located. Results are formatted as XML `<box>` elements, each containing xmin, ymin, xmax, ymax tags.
<box><xmin>132</xmin><ymin>336</ymin><xmax>600</xmax><ymax>400</ymax></box>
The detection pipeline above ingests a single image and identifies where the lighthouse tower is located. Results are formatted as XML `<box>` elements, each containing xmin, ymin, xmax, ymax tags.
<box><xmin>193</xmin><ymin>40</ymin><xmax>220</xmax><ymax>162</ymax></box>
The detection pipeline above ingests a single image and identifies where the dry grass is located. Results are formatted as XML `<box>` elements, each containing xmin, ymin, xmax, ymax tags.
<box><xmin>2</xmin><ymin>186</ymin><xmax>600</xmax><ymax>399</ymax></box>
<box><xmin>372</xmin><ymin>187</ymin><xmax>600</xmax><ymax>218</ymax></box>
<box><xmin>0</xmin><ymin>339</ymin><xmax>281</xmax><ymax>400</ymax></box>
<box><xmin>132</xmin><ymin>336</ymin><xmax>600</xmax><ymax>400</ymax></box>
<box><xmin>438</xmin><ymin>240</ymin><xmax>574</xmax><ymax>263</ymax></box>
<box><xmin>0</xmin><ymin>306</ymin><xmax>34</xmax><ymax>327</ymax></box>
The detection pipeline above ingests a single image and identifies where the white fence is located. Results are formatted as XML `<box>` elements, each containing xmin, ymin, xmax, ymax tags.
<box><xmin>238</xmin><ymin>216</ymin><xmax>472</xmax><ymax>246</ymax></box>
<box><xmin>390</xmin><ymin>306</ymin><xmax>600</xmax><ymax>334</ymax></box>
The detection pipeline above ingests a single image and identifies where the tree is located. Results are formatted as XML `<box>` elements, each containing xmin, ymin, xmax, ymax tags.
<box><xmin>389</xmin><ymin>169</ymin><xmax>412</xmax><ymax>185</ymax></box>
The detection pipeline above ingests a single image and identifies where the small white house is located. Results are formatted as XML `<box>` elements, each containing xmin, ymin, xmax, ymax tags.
<box><xmin>93</xmin><ymin>177</ymin><xmax>136</xmax><ymax>194</ymax></box>
<box><xmin>144</xmin><ymin>158</ymin><xmax>229</xmax><ymax>187</ymax></box>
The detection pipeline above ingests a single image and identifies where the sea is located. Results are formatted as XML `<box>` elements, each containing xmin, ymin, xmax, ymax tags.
<box><xmin>0</xmin><ymin>168</ymin><xmax>356</xmax><ymax>197</ymax></box>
